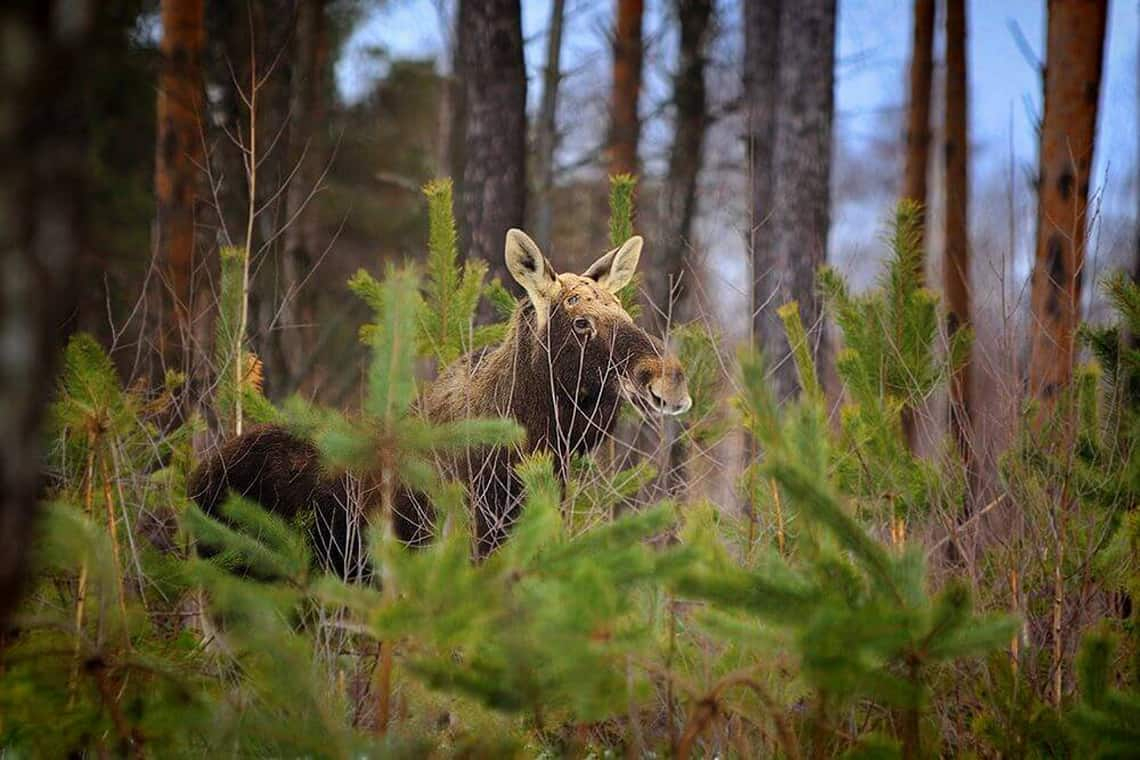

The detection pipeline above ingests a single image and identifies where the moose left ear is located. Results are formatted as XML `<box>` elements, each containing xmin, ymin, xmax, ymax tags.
<box><xmin>583</xmin><ymin>235</ymin><xmax>643</xmax><ymax>293</ymax></box>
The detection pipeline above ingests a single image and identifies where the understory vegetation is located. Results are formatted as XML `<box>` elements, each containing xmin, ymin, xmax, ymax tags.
<box><xmin>4</xmin><ymin>180</ymin><xmax>1139</xmax><ymax>758</ymax></box>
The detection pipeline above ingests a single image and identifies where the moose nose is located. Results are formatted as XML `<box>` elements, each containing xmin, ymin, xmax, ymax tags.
<box><xmin>671</xmin><ymin>394</ymin><xmax>693</xmax><ymax>416</ymax></box>
<box><xmin>648</xmin><ymin>380</ymin><xmax>692</xmax><ymax>416</ymax></box>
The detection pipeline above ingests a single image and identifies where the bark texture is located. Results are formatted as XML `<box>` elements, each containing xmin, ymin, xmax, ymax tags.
<box><xmin>944</xmin><ymin>0</ymin><xmax>972</xmax><ymax>463</ymax></box>
<box><xmin>650</xmin><ymin>0</ymin><xmax>713</xmax><ymax>328</ymax></box>
<box><xmin>745</xmin><ymin>0</ymin><xmax>782</xmax><ymax>355</ymax></box>
<box><xmin>768</xmin><ymin>0</ymin><xmax>837</xmax><ymax>401</ymax></box>
<box><xmin>533</xmin><ymin>0</ymin><xmax>567</xmax><ymax>251</ymax></box>
<box><xmin>609</xmin><ymin>0</ymin><xmax>645</xmax><ymax>177</ymax></box>
<box><xmin>1028</xmin><ymin>0</ymin><xmax>1108</xmax><ymax>406</ymax></box>
<box><xmin>902</xmin><ymin>0</ymin><xmax>935</xmax><ymax>238</ymax></box>
<box><xmin>154</xmin><ymin>0</ymin><xmax>205</xmax><ymax>383</ymax></box>
<box><xmin>458</xmin><ymin>0</ymin><xmax>527</xmax><ymax>294</ymax></box>
<box><xmin>281</xmin><ymin>0</ymin><xmax>329</xmax><ymax>393</ymax></box>
<box><xmin>0</xmin><ymin>1</ymin><xmax>97</xmax><ymax>628</ymax></box>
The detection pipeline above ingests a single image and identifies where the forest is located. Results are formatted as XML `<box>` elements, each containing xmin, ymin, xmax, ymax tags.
<box><xmin>2</xmin><ymin>0</ymin><xmax>1139</xmax><ymax>757</ymax></box>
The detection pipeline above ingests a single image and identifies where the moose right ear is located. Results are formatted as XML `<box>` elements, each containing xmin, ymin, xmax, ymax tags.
<box><xmin>505</xmin><ymin>229</ymin><xmax>559</xmax><ymax>327</ymax></box>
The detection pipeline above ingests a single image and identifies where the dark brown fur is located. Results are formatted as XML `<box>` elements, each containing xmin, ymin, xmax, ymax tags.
<box><xmin>189</xmin><ymin>232</ymin><xmax>690</xmax><ymax>569</ymax></box>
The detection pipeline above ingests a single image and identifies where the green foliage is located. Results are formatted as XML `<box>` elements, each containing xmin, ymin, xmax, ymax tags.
<box><xmin>351</xmin><ymin>179</ymin><xmax>509</xmax><ymax>368</ymax></box>
<box><xmin>818</xmin><ymin>203</ymin><xmax>959</xmax><ymax>523</ymax></box>
<box><xmin>215</xmin><ymin>246</ymin><xmax>281</xmax><ymax>431</ymax></box>
<box><xmin>683</xmin><ymin>346</ymin><xmax>1016</xmax><ymax>757</ymax></box>
<box><xmin>19</xmin><ymin>199</ymin><xmax>1140</xmax><ymax>757</ymax></box>
<box><xmin>609</xmin><ymin>173</ymin><xmax>642</xmax><ymax>317</ymax></box>
<box><xmin>1070</xmin><ymin>632</ymin><xmax>1140</xmax><ymax>758</ymax></box>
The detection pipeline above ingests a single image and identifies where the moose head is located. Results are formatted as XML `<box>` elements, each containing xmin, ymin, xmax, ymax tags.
<box><xmin>504</xmin><ymin>228</ymin><xmax>692</xmax><ymax>421</ymax></box>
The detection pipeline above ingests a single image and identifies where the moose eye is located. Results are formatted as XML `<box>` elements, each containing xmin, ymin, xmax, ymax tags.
<box><xmin>573</xmin><ymin>317</ymin><xmax>592</xmax><ymax>335</ymax></box>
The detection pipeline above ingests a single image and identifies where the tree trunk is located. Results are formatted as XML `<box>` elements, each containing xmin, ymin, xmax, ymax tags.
<box><xmin>154</xmin><ymin>0</ymin><xmax>205</xmax><ymax>394</ymax></box>
<box><xmin>652</xmin><ymin>0</ymin><xmax>712</xmax><ymax>498</ymax></box>
<box><xmin>532</xmin><ymin>0</ymin><xmax>567</xmax><ymax>251</ymax></box>
<box><xmin>768</xmin><ymin>0</ymin><xmax>837</xmax><ymax>402</ymax></box>
<box><xmin>745</xmin><ymin>0</ymin><xmax>781</xmax><ymax>356</ymax></box>
<box><xmin>898</xmin><ymin>0</ymin><xmax>935</xmax><ymax>453</ymax></box>
<box><xmin>650</xmin><ymin>0</ymin><xmax>713</xmax><ymax>329</ymax></box>
<box><xmin>609</xmin><ymin>0</ymin><xmax>645</xmax><ymax>178</ymax></box>
<box><xmin>944</xmin><ymin>0</ymin><xmax>972</xmax><ymax>471</ymax></box>
<box><xmin>1028</xmin><ymin>0</ymin><xmax>1108</xmax><ymax>407</ymax></box>
<box><xmin>902</xmin><ymin>0</ymin><xmax>935</xmax><ymax>236</ymax></box>
<box><xmin>0</xmin><ymin>1</ymin><xmax>96</xmax><ymax>629</ymax></box>
<box><xmin>458</xmin><ymin>0</ymin><xmax>527</xmax><ymax>297</ymax></box>
<box><xmin>281</xmin><ymin>0</ymin><xmax>328</xmax><ymax>394</ymax></box>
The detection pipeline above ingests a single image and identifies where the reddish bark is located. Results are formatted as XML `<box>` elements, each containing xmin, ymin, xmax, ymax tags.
<box><xmin>154</xmin><ymin>0</ymin><xmax>205</xmax><ymax>377</ymax></box>
<box><xmin>944</xmin><ymin>0</ymin><xmax>971</xmax><ymax>462</ymax></box>
<box><xmin>1028</xmin><ymin>0</ymin><xmax>1108</xmax><ymax>407</ymax></box>
<box><xmin>609</xmin><ymin>0</ymin><xmax>645</xmax><ymax>177</ymax></box>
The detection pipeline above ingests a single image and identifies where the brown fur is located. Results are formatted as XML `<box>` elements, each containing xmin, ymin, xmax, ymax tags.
<box><xmin>190</xmin><ymin>231</ymin><xmax>690</xmax><ymax>568</ymax></box>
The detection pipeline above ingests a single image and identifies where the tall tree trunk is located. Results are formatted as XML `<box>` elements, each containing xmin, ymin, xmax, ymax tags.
<box><xmin>650</xmin><ymin>0</ymin><xmax>713</xmax><ymax>329</ymax></box>
<box><xmin>533</xmin><ymin>0</ymin><xmax>567</xmax><ymax>251</ymax></box>
<box><xmin>745</xmin><ymin>0</ymin><xmax>781</xmax><ymax>356</ymax></box>
<box><xmin>944</xmin><ymin>0</ymin><xmax>972</xmax><ymax>472</ymax></box>
<box><xmin>0</xmin><ymin>1</ymin><xmax>96</xmax><ymax>628</ymax></box>
<box><xmin>281</xmin><ymin>0</ymin><xmax>328</xmax><ymax>394</ymax></box>
<box><xmin>902</xmin><ymin>0</ymin><xmax>935</xmax><ymax>232</ymax></box>
<box><xmin>154</xmin><ymin>0</ymin><xmax>205</xmax><ymax>394</ymax></box>
<box><xmin>609</xmin><ymin>0</ymin><xmax>645</xmax><ymax>178</ymax></box>
<box><xmin>250</xmin><ymin>0</ymin><xmax>297</xmax><ymax>400</ymax></box>
<box><xmin>458</xmin><ymin>0</ymin><xmax>527</xmax><ymax>297</ymax></box>
<box><xmin>652</xmin><ymin>0</ymin><xmax>713</xmax><ymax>498</ymax></box>
<box><xmin>768</xmin><ymin>0</ymin><xmax>837</xmax><ymax>402</ymax></box>
<box><xmin>1028</xmin><ymin>0</ymin><xmax>1108</xmax><ymax>407</ymax></box>
<box><xmin>899</xmin><ymin>0</ymin><xmax>936</xmax><ymax>452</ymax></box>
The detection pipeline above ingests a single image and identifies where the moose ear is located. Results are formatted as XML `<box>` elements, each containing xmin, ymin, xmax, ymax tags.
<box><xmin>505</xmin><ymin>229</ymin><xmax>559</xmax><ymax>324</ymax></box>
<box><xmin>583</xmin><ymin>235</ymin><xmax>642</xmax><ymax>293</ymax></box>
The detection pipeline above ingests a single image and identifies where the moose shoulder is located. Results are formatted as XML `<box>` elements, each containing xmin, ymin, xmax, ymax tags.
<box><xmin>189</xmin><ymin>230</ymin><xmax>692</xmax><ymax>570</ymax></box>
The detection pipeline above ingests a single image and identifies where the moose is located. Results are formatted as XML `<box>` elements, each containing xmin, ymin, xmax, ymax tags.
<box><xmin>190</xmin><ymin>229</ymin><xmax>692</xmax><ymax>573</ymax></box>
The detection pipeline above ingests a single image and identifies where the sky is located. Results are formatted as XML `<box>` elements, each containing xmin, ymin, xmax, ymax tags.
<box><xmin>335</xmin><ymin>1</ymin><xmax>1139</xmax><ymax>322</ymax></box>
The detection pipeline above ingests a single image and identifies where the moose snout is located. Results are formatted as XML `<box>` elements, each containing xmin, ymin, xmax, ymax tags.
<box><xmin>648</xmin><ymin>374</ymin><xmax>692</xmax><ymax>416</ymax></box>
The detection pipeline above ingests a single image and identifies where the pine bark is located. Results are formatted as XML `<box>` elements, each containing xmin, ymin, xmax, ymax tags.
<box><xmin>154</xmin><ymin>0</ymin><xmax>205</xmax><ymax>383</ymax></box>
<box><xmin>768</xmin><ymin>0</ymin><xmax>837</xmax><ymax>402</ymax></box>
<box><xmin>458</xmin><ymin>0</ymin><xmax>527</xmax><ymax>295</ymax></box>
<box><xmin>609</xmin><ymin>0</ymin><xmax>645</xmax><ymax>177</ymax></box>
<box><xmin>651</xmin><ymin>0</ymin><xmax>713</xmax><ymax>328</ymax></box>
<box><xmin>745</xmin><ymin>0</ymin><xmax>782</xmax><ymax>356</ymax></box>
<box><xmin>281</xmin><ymin>0</ymin><xmax>329</xmax><ymax>394</ymax></box>
<box><xmin>902</xmin><ymin>0</ymin><xmax>935</xmax><ymax>234</ymax></box>
<box><xmin>533</xmin><ymin>0</ymin><xmax>567</xmax><ymax>251</ymax></box>
<box><xmin>1028</xmin><ymin>0</ymin><xmax>1108</xmax><ymax>406</ymax></box>
<box><xmin>944</xmin><ymin>0</ymin><xmax>972</xmax><ymax>464</ymax></box>
<box><xmin>0</xmin><ymin>1</ymin><xmax>96</xmax><ymax>628</ymax></box>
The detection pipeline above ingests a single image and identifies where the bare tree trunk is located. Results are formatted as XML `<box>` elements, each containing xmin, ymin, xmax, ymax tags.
<box><xmin>609</xmin><ymin>0</ymin><xmax>645</xmax><ymax>178</ymax></box>
<box><xmin>768</xmin><ymin>0</ymin><xmax>837</xmax><ymax>402</ymax></box>
<box><xmin>154</xmin><ymin>0</ymin><xmax>205</xmax><ymax>396</ymax></box>
<box><xmin>745</xmin><ymin>0</ymin><xmax>781</xmax><ymax>354</ymax></box>
<box><xmin>1028</xmin><ymin>0</ymin><xmax>1108</xmax><ymax>408</ymax></box>
<box><xmin>458</xmin><ymin>0</ymin><xmax>527</xmax><ymax>297</ymax></box>
<box><xmin>898</xmin><ymin>0</ymin><xmax>935</xmax><ymax>452</ymax></box>
<box><xmin>652</xmin><ymin>0</ymin><xmax>713</xmax><ymax>498</ymax></box>
<box><xmin>533</xmin><ymin>0</ymin><xmax>567</xmax><ymax>251</ymax></box>
<box><xmin>281</xmin><ymin>0</ymin><xmax>328</xmax><ymax>394</ymax></box>
<box><xmin>650</xmin><ymin>0</ymin><xmax>713</xmax><ymax>329</ymax></box>
<box><xmin>944</xmin><ymin>0</ymin><xmax>972</xmax><ymax>474</ymax></box>
<box><xmin>902</xmin><ymin>0</ymin><xmax>935</xmax><ymax>234</ymax></box>
<box><xmin>0</xmin><ymin>1</ymin><xmax>96</xmax><ymax>629</ymax></box>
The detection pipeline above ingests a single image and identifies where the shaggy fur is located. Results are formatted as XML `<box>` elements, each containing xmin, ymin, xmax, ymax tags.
<box><xmin>189</xmin><ymin>231</ymin><xmax>690</xmax><ymax>570</ymax></box>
